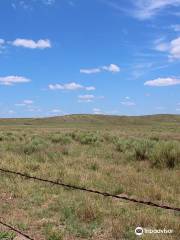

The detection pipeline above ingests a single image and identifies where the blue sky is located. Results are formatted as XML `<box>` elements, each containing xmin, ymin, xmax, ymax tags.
<box><xmin>0</xmin><ymin>0</ymin><xmax>180</xmax><ymax>117</ymax></box>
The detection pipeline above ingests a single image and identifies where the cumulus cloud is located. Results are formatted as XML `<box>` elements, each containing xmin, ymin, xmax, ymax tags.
<box><xmin>132</xmin><ymin>0</ymin><xmax>180</xmax><ymax>20</ymax></box>
<box><xmin>11</xmin><ymin>38</ymin><xmax>51</xmax><ymax>49</ymax></box>
<box><xmin>102</xmin><ymin>64</ymin><xmax>120</xmax><ymax>72</ymax></box>
<box><xmin>49</xmin><ymin>82</ymin><xmax>83</xmax><ymax>90</ymax></box>
<box><xmin>0</xmin><ymin>76</ymin><xmax>31</xmax><ymax>85</ymax></box>
<box><xmin>155</xmin><ymin>37</ymin><xmax>180</xmax><ymax>60</ymax></box>
<box><xmin>144</xmin><ymin>77</ymin><xmax>180</xmax><ymax>86</ymax></box>
<box><xmin>80</xmin><ymin>64</ymin><xmax>120</xmax><ymax>74</ymax></box>
<box><xmin>48</xmin><ymin>82</ymin><xmax>95</xmax><ymax>91</ymax></box>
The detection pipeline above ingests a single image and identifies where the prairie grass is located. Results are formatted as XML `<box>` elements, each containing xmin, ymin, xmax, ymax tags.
<box><xmin>0</xmin><ymin>115</ymin><xmax>180</xmax><ymax>239</ymax></box>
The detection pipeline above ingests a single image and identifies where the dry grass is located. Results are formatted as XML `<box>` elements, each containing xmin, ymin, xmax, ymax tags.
<box><xmin>0</xmin><ymin>115</ymin><xmax>180</xmax><ymax>239</ymax></box>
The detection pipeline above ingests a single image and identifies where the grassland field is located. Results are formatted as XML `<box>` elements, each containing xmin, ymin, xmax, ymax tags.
<box><xmin>0</xmin><ymin>114</ymin><xmax>180</xmax><ymax>240</ymax></box>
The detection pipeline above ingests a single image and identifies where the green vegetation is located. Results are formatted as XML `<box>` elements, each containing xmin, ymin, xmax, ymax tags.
<box><xmin>0</xmin><ymin>114</ymin><xmax>180</xmax><ymax>239</ymax></box>
<box><xmin>0</xmin><ymin>232</ymin><xmax>16</xmax><ymax>240</ymax></box>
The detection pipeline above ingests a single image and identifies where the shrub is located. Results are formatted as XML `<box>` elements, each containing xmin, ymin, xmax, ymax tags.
<box><xmin>133</xmin><ymin>140</ymin><xmax>154</xmax><ymax>161</ymax></box>
<box><xmin>50</xmin><ymin>134</ymin><xmax>71</xmax><ymax>144</ymax></box>
<box><xmin>23</xmin><ymin>138</ymin><xmax>47</xmax><ymax>155</ymax></box>
<box><xmin>115</xmin><ymin>139</ymin><xmax>134</xmax><ymax>153</ymax></box>
<box><xmin>76</xmin><ymin>132</ymin><xmax>99</xmax><ymax>145</ymax></box>
<box><xmin>150</xmin><ymin>141</ymin><xmax>180</xmax><ymax>169</ymax></box>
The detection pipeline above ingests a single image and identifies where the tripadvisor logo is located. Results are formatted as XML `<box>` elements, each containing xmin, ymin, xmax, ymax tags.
<box><xmin>135</xmin><ymin>227</ymin><xmax>143</xmax><ymax>236</ymax></box>
<box><xmin>135</xmin><ymin>226</ymin><xmax>173</xmax><ymax>236</ymax></box>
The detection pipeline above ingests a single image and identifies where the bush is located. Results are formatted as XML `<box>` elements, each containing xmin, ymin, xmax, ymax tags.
<box><xmin>115</xmin><ymin>139</ymin><xmax>133</xmax><ymax>152</ymax></box>
<box><xmin>76</xmin><ymin>132</ymin><xmax>99</xmax><ymax>145</ymax></box>
<box><xmin>23</xmin><ymin>138</ymin><xmax>47</xmax><ymax>155</ymax></box>
<box><xmin>133</xmin><ymin>140</ymin><xmax>154</xmax><ymax>161</ymax></box>
<box><xmin>150</xmin><ymin>141</ymin><xmax>180</xmax><ymax>169</ymax></box>
<box><xmin>50</xmin><ymin>134</ymin><xmax>71</xmax><ymax>144</ymax></box>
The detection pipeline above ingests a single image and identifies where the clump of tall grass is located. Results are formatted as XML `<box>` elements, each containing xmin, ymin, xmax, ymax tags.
<box><xmin>50</xmin><ymin>134</ymin><xmax>71</xmax><ymax>144</ymax></box>
<box><xmin>133</xmin><ymin>140</ymin><xmax>155</xmax><ymax>161</ymax></box>
<box><xmin>114</xmin><ymin>138</ymin><xmax>134</xmax><ymax>152</ymax></box>
<box><xmin>74</xmin><ymin>132</ymin><xmax>100</xmax><ymax>145</ymax></box>
<box><xmin>23</xmin><ymin>138</ymin><xmax>47</xmax><ymax>155</ymax></box>
<box><xmin>114</xmin><ymin>137</ymin><xmax>180</xmax><ymax>168</ymax></box>
<box><xmin>150</xmin><ymin>141</ymin><xmax>180</xmax><ymax>169</ymax></box>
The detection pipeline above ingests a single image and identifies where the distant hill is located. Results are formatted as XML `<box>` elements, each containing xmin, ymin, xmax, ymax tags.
<box><xmin>0</xmin><ymin>114</ymin><xmax>180</xmax><ymax>128</ymax></box>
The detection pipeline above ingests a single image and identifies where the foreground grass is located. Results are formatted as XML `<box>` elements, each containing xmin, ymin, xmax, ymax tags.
<box><xmin>0</xmin><ymin>115</ymin><xmax>180</xmax><ymax>239</ymax></box>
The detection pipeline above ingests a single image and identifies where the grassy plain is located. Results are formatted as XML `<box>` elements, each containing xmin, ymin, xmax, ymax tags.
<box><xmin>0</xmin><ymin>114</ymin><xmax>180</xmax><ymax>240</ymax></box>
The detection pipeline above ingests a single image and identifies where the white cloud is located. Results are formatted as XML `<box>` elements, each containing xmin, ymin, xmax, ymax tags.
<box><xmin>170</xmin><ymin>37</ymin><xmax>180</xmax><ymax>59</ymax></box>
<box><xmin>155</xmin><ymin>37</ymin><xmax>180</xmax><ymax>60</ymax></box>
<box><xmin>49</xmin><ymin>82</ymin><xmax>95</xmax><ymax>91</ymax></box>
<box><xmin>11</xmin><ymin>0</ymin><xmax>56</xmax><ymax>10</ymax></box>
<box><xmin>155</xmin><ymin>42</ymin><xmax>169</xmax><ymax>52</ymax></box>
<box><xmin>78</xmin><ymin>94</ymin><xmax>105</xmax><ymax>103</ymax></box>
<box><xmin>78</xmin><ymin>94</ymin><xmax>95</xmax><ymax>102</ymax></box>
<box><xmin>49</xmin><ymin>82</ymin><xmax>83</xmax><ymax>90</ymax></box>
<box><xmin>80</xmin><ymin>68</ymin><xmax>101</xmax><ymax>74</ymax></box>
<box><xmin>120</xmin><ymin>101</ymin><xmax>136</xmax><ymax>106</ymax></box>
<box><xmin>133</xmin><ymin>0</ymin><xmax>180</xmax><ymax>20</ymax></box>
<box><xmin>85</xmin><ymin>86</ymin><xmax>96</xmax><ymax>91</ymax></box>
<box><xmin>0</xmin><ymin>76</ymin><xmax>31</xmax><ymax>85</ymax></box>
<box><xmin>80</xmin><ymin>64</ymin><xmax>120</xmax><ymax>74</ymax></box>
<box><xmin>144</xmin><ymin>77</ymin><xmax>180</xmax><ymax>86</ymax></box>
<box><xmin>102</xmin><ymin>64</ymin><xmax>120</xmax><ymax>72</ymax></box>
<box><xmin>11</xmin><ymin>38</ymin><xmax>51</xmax><ymax>49</ymax></box>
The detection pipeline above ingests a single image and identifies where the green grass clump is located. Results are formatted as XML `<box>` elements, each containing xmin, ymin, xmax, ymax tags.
<box><xmin>150</xmin><ymin>141</ymin><xmax>180</xmax><ymax>169</ymax></box>
<box><xmin>75</xmin><ymin>132</ymin><xmax>100</xmax><ymax>145</ymax></box>
<box><xmin>0</xmin><ymin>231</ymin><xmax>16</xmax><ymax>240</ymax></box>
<box><xmin>133</xmin><ymin>139</ymin><xmax>155</xmax><ymax>161</ymax></box>
<box><xmin>23</xmin><ymin>138</ymin><xmax>47</xmax><ymax>155</ymax></box>
<box><xmin>50</xmin><ymin>134</ymin><xmax>71</xmax><ymax>144</ymax></box>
